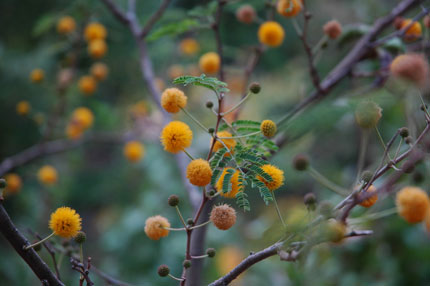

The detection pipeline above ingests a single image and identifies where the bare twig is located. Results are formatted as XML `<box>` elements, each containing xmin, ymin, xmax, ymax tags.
<box><xmin>140</xmin><ymin>0</ymin><xmax>172</xmax><ymax>38</ymax></box>
<box><xmin>0</xmin><ymin>202</ymin><xmax>64</xmax><ymax>286</ymax></box>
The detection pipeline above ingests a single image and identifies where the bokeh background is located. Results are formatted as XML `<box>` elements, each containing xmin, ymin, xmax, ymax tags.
<box><xmin>1</xmin><ymin>0</ymin><xmax>430</xmax><ymax>285</ymax></box>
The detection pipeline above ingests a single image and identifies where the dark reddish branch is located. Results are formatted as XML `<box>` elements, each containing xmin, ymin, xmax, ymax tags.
<box><xmin>0</xmin><ymin>203</ymin><xmax>64</xmax><ymax>286</ymax></box>
<box><xmin>279</xmin><ymin>0</ymin><xmax>424</xmax><ymax>126</ymax></box>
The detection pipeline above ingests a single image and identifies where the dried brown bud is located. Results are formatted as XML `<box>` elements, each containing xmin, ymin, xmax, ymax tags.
<box><xmin>323</xmin><ymin>20</ymin><xmax>342</xmax><ymax>39</ymax></box>
<box><xmin>236</xmin><ymin>5</ymin><xmax>256</xmax><ymax>24</ymax></box>
<box><xmin>210</xmin><ymin>204</ymin><xmax>236</xmax><ymax>230</ymax></box>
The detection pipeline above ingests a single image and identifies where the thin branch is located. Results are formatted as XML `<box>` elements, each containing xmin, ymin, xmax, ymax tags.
<box><xmin>100</xmin><ymin>0</ymin><xmax>130</xmax><ymax>24</ymax></box>
<box><xmin>140</xmin><ymin>0</ymin><xmax>172</xmax><ymax>38</ymax></box>
<box><xmin>0</xmin><ymin>202</ymin><xmax>64</xmax><ymax>286</ymax></box>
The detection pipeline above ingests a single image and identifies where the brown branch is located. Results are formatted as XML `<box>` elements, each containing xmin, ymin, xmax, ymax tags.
<box><xmin>277</xmin><ymin>0</ymin><xmax>424</xmax><ymax>127</ymax></box>
<box><xmin>91</xmin><ymin>265</ymin><xmax>138</xmax><ymax>286</ymax></box>
<box><xmin>100</xmin><ymin>0</ymin><xmax>130</xmax><ymax>24</ymax></box>
<box><xmin>0</xmin><ymin>202</ymin><xmax>65</xmax><ymax>286</ymax></box>
<box><xmin>140</xmin><ymin>0</ymin><xmax>172</xmax><ymax>39</ymax></box>
<box><xmin>30</xmin><ymin>230</ymin><xmax>62</xmax><ymax>281</ymax></box>
<box><xmin>0</xmin><ymin>132</ymin><xmax>133</xmax><ymax>177</ymax></box>
<box><xmin>209</xmin><ymin>242</ymin><xmax>283</xmax><ymax>286</ymax></box>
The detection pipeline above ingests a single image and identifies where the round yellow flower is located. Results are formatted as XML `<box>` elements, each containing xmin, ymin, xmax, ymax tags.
<box><xmin>123</xmin><ymin>141</ymin><xmax>144</xmax><ymax>162</ymax></box>
<box><xmin>179</xmin><ymin>38</ymin><xmax>200</xmax><ymax>56</ymax></box>
<box><xmin>277</xmin><ymin>0</ymin><xmax>303</xmax><ymax>18</ymax></box>
<box><xmin>88</xmin><ymin>39</ymin><xmax>107</xmax><ymax>59</ymax></box>
<box><xmin>84</xmin><ymin>22</ymin><xmax>107</xmax><ymax>42</ymax></box>
<box><xmin>49</xmin><ymin>207</ymin><xmax>82</xmax><ymax>238</ymax></box>
<box><xmin>199</xmin><ymin>52</ymin><xmax>220</xmax><ymax>74</ymax></box>
<box><xmin>400</xmin><ymin>19</ymin><xmax>422</xmax><ymax>41</ymax></box>
<box><xmin>72</xmin><ymin>107</ymin><xmax>94</xmax><ymax>130</ymax></box>
<box><xmin>186</xmin><ymin>159</ymin><xmax>212</xmax><ymax>186</ymax></box>
<box><xmin>4</xmin><ymin>173</ymin><xmax>22</xmax><ymax>194</ymax></box>
<box><xmin>359</xmin><ymin>185</ymin><xmax>378</xmax><ymax>208</ymax></box>
<box><xmin>30</xmin><ymin>69</ymin><xmax>44</xmax><ymax>83</ymax></box>
<box><xmin>161</xmin><ymin>88</ymin><xmax>187</xmax><ymax>113</ymax></box>
<box><xmin>258</xmin><ymin>164</ymin><xmax>284</xmax><ymax>191</ymax></box>
<box><xmin>216</xmin><ymin>168</ymin><xmax>240</xmax><ymax>198</ymax></box>
<box><xmin>396</xmin><ymin>186</ymin><xmax>430</xmax><ymax>223</ymax></box>
<box><xmin>160</xmin><ymin>121</ymin><xmax>193</xmax><ymax>153</ymax></box>
<box><xmin>66</xmin><ymin>123</ymin><xmax>84</xmax><ymax>140</ymax></box>
<box><xmin>38</xmin><ymin>165</ymin><xmax>58</xmax><ymax>185</ymax></box>
<box><xmin>258</xmin><ymin>21</ymin><xmax>285</xmax><ymax>47</ymax></box>
<box><xmin>210</xmin><ymin>204</ymin><xmax>236</xmax><ymax>230</ymax></box>
<box><xmin>144</xmin><ymin>215</ymin><xmax>170</xmax><ymax>240</ymax></box>
<box><xmin>213</xmin><ymin>131</ymin><xmax>237</xmax><ymax>153</ymax></box>
<box><xmin>57</xmin><ymin>16</ymin><xmax>76</xmax><ymax>35</ymax></box>
<box><xmin>16</xmin><ymin>101</ymin><xmax>31</xmax><ymax>116</ymax></box>
<box><xmin>90</xmin><ymin>62</ymin><xmax>109</xmax><ymax>81</ymax></box>
<box><xmin>260</xmin><ymin>120</ymin><xmax>277</xmax><ymax>138</ymax></box>
<box><xmin>78</xmin><ymin>75</ymin><xmax>97</xmax><ymax>95</ymax></box>
<box><xmin>390</xmin><ymin>53</ymin><xmax>429</xmax><ymax>88</ymax></box>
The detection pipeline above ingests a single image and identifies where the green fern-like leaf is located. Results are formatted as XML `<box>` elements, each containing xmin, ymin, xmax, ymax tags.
<box><xmin>232</xmin><ymin>120</ymin><xmax>261</xmax><ymax>127</ymax></box>
<box><xmin>247</xmin><ymin>164</ymin><xmax>273</xmax><ymax>182</ymax></box>
<box><xmin>210</xmin><ymin>148</ymin><xmax>228</xmax><ymax>169</ymax></box>
<box><xmin>173</xmin><ymin>74</ymin><xmax>229</xmax><ymax>94</ymax></box>
<box><xmin>250</xmin><ymin>177</ymin><xmax>273</xmax><ymax>205</ymax></box>
<box><xmin>236</xmin><ymin>190</ymin><xmax>250</xmax><ymax>212</ymax></box>
<box><xmin>147</xmin><ymin>19</ymin><xmax>200</xmax><ymax>42</ymax></box>
<box><xmin>211</xmin><ymin>169</ymin><xmax>222</xmax><ymax>186</ymax></box>
<box><xmin>222</xmin><ymin>169</ymin><xmax>235</xmax><ymax>194</ymax></box>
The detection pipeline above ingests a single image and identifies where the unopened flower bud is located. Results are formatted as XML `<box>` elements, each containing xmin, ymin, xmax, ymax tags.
<box><xmin>361</xmin><ymin>170</ymin><xmax>373</xmax><ymax>183</ymax></box>
<box><xmin>168</xmin><ymin>195</ymin><xmax>180</xmax><ymax>207</ymax></box>
<box><xmin>206</xmin><ymin>248</ymin><xmax>216</xmax><ymax>257</ymax></box>
<box><xmin>399</xmin><ymin>127</ymin><xmax>409</xmax><ymax>138</ymax></box>
<box><xmin>157</xmin><ymin>265</ymin><xmax>170</xmax><ymax>277</ymax></box>
<box><xmin>249</xmin><ymin>82</ymin><xmax>261</xmax><ymax>94</ymax></box>
<box><xmin>293</xmin><ymin>154</ymin><xmax>309</xmax><ymax>171</ymax></box>
<box><xmin>318</xmin><ymin>201</ymin><xmax>334</xmax><ymax>218</ymax></box>
<box><xmin>208</xmin><ymin>128</ymin><xmax>215</xmax><ymax>134</ymax></box>
<box><xmin>74</xmin><ymin>231</ymin><xmax>86</xmax><ymax>244</ymax></box>
<box><xmin>183</xmin><ymin>260</ymin><xmax>192</xmax><ymax>269</ymax></box>
<box><xmin>206</xmin><ymin>101</ymin><xmax>214</xmax><ymax>108</ymax></box>
<box><xmin>187</xmin><ymin>218</ymin><xmax>194</xmax><ymax>226</ymax></box>
<box><xmin>355</xmin><ymin>101</ymin><xmax>382</xmax><ymax>129</ymax></box>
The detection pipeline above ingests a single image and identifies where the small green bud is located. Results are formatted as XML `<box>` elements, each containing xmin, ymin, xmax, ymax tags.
<box><xmin>399</xmin><ymin>127</ymin><xmax>409</xmax><ymax>138</ymax></box>
<box><xmin>361</xmin><ymin>170</ymin><xmax>373</xmax><ymax>183</ymax></box>
<box><xmin>405</xmin><ymin>136</ymin><xmax>413</xmax><ymax>144</ymax></box>
<box><xmin>0</xmin><ymin>179</ymin><xmax>6</xmax><ymax>189</ymax></box>
<box><xmin>208</xmin><ymin>128</ymin><xmax>215</xmax><ymax>134</ymax></box>
<box><xmin>168</xmin><ymin>195</ymin><xmax>180</xmax><ymax>207</ymax></box>
<box><xmin>74</xmin><ymin>231</ymin><xmax>86</xmax><ymax>244</ymax></box>
<box><xmin>249</xmin><ymin>82</ymin><xmax>261</xmax><ymax>94</ymax></box>
<box><xmin>183</xmin><ymin>260</ymin><xmax>191</xmax><ymax>269</ymax></box>
<box><xmin>187</xmin><ymin>218</ymin><xmax>194</xmax><ymax>226</ymax></box>
<box><xmin>293</xmin><ymin>154</ymin><xmax>309</xmax><ymax>171</ymax></box>
<box><xmin>318</xmin><ymin>201</ymin><xmax>334</xmax><ymax>218</ymax></box>
<box><xmin>206</xmin><ymin>248</ymin><xmax>216</xmax><ymax>258</ymax></box>
<box><xmin>206</xmin><ymin>101</ymin><xmax>214</xmax><ymax>108</ymax></box>
<box><xmin>157</xmin><ymin>265</ymin><xmax>170</xmax><ymax>277</ymax></box>
<box><xmin>420</xmin><ymin>104</ymin><xmax>428</xmax><ymax>111</ymax></box>
<box><xmin>355</xmin><ymin>101</ymin><xmax>382</xmax><ymax>129</ymax></box>
<box><xmin>304</xmin><ymin>192</ymin><xmax>316</xmax><ymax>205</ymax></box>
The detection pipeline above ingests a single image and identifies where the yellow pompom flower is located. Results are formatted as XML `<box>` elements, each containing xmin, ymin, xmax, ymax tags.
<box><xmin>160</xmin><ymin>121</ymin><xmax>193</xmax><ymax>153</ymax></box>
<box><xmin>179</xmin><ymin>38</ymin><xmax>200</xmax><ymax>56</ymax></box>
<box><xmin>72</xmin><ymin>107</ymin><xmax>94</xmax><ymax>130</ymax></box>
<box><xmin>199</xmin><ymin>52</ymin><xmax>220</xmax><ymax>74</ymax></box>
<box><xmin>258</xmin><ymin>21</ymin><xmax>285</xmax><ymax>47</ymax></box>
<box><xmin>38</xmin><ymin>165</ymin><xmax>58</xmax><ymax>185</ymax></box>
<box><xmin>123</xmin><ymin>141</ymin><xmax>144</xmax><ymax>162</ymax></box>
<box><xmin>213</xmin><ymin>131</ymin><xmax>237</xmax><ymax>153</ymax></box>
<box><xmin>390</xmin><ymin>53</ymin><xmax>429</xmax><ymax>88</ymax></box>
<box><xmin>260</xmin><ymin>120</ymin><xmax>277</xmax><ymax>138</ymax></box>
<box><xmin>30</xmin><ymin>69</ymin><xmax>44</xmax><ymax>83</ymax></box>
<box><xmin>396</xmin><ymin>186</ymin><xmax>430</xmax><ymax>223</ymax></box>
<box><xmin>258</xmin><ymin>164</ymin><xmax>284</xmax><ymax>191</ymax></box>
<box><xmin>277</xmin><ymin>0</ymin><xmax>303</xmax><ymax>18</ymax></box>
<box><xmin>215</xmin><ymin>168</ymin><xmax>240</xmax><ymax>198</ymax></box>
<box><xmin>57</xmin><ymin>16</ymin><xmax>76</xmax><ymax>35</ymax></box>
<box><xmin>186</xmin><ymin>159</ymin><xmax>212</xmax><ymax>186</ymax></box>
<box><xmin>400</xmin><ymin>19</ymin><xmax>422</xmax><ymax>41</ymax></box>
<box><xmin>78</xmin><ymin>75</ymin><xmax>97</xmax><ymax>95</ymax></box>
<box><xmin>144</xmin><ymin>215</ymin><xmax>170</xmax><ymax>240</ymax></box>
<box><xmin>84</xmin><ymin>22</ymin><xmax>107</xmax><ymax>42</ymax></box>
<box><xmin>88</xmin><ymin>39</ymin><xmax>107</xmax><ymax>59</ymax></box>
<box><xmin>359</xmin><ymin>185</ymin><xmax>378</xmax><ymax>208</ymax></box>
<box><xmin>161</xmin><ymin>88</ymin><xmax>187</xmax><ymax>113</ymax></box>
<box><xmin>49</xmin><ymin>207</ymin><xmax>82</xmax><ymax>238</ymax></box>
<box><xmin>16</xmin><ymin>101</ymin><xmax>31</xmax><ymax>116</ymax></box>
<box><xmin>90</xmin><ymin>62</ymin><xmax>109</xmax><ymax>81</ymax></box>
<box><xmin>4</xmin><ymin>173</ymin><xmax>22</xmax><ymax>195</ymax></box>
<box><xmin>66</xmin><ymin>123</ymin><xmax>84</xmax><ymax>140</ymax></box>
